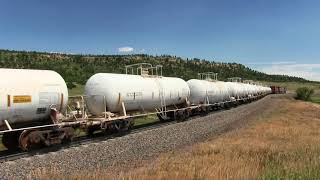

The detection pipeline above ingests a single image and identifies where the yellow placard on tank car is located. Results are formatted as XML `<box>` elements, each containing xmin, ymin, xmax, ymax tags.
<box><xmin>13</xmin><ymin>95</ymin><xmax>32</xmax><ymax>103</ymax></box>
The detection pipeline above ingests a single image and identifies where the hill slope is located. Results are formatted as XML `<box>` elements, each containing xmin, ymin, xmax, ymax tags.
<box><xmin>0</xmin><ymin>49</ymin><xmax>309</xmax><ymax>88</ymax></box>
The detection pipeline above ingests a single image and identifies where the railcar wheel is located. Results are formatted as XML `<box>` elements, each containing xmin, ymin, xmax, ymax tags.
<box><xmin>87</xmin><ymin>125</ymin><xmax>100</xmax><ymax>137</ymax></box>
<box><xmin>175</xmin><ymin>110</ymin><xmax>186</xmax><ymax>122</ymax></box>
<box><xmin>233</xmin><ymin>101</ymin><xmax>238</xmax><ymax>107</ymax></box>
<box><xmin>185</xmin><ymin>109</ymin><xmax>191</xmax><ymax>119</ymax></box>
<box><xmin>18</xmin><ymin>130</ymin><xmax>42</xmax><ymax>151</ymax></box>
<box><xmin>223</xmin><ymin>103</ymin><xmax>230</xmax><ymax>109</ymax></box>
<box><xmin>127</xmin><ymin>119</ymin><xmax>135</xmax><ymax>131</ymax></box>
<box><xmin>2</xmin><ymin>132</ymin><xmax>21</xmax><ymax>150</ymax></box>
<box><xmin>19</xmin><ymin>130</ymin><xmax>32</xmax><ymax>151</ymax></box>
<box><xmin>200</xmin><ymin>106</ymin><xmax>209</xmax><ymax>116</ymax></box>
<box><xmin>61</xmin><ymin>127</ymin><xmax>75</xmax><ymax>144</ymax></box>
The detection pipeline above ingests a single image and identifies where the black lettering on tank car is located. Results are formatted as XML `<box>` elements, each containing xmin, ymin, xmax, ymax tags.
<box><xmin>36</xmin><ymin>107</ymin><xmax>47</xmax><ymax>114</ymax></box>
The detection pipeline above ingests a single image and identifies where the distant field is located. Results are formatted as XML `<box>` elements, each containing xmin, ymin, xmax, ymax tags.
<box><xmin>265</xmin><ymin>81</ymin><xmax>320</xmax><ymax>92</ymax></box>
<box><xmin>311</xmin><ymin>96</ymin><xmax>320</xmax><ymax>104</ymax></box>
<box><xmin>310</xmin><ymin>90</ymin><xmax>320</xmax><ymax>104</ymax></box>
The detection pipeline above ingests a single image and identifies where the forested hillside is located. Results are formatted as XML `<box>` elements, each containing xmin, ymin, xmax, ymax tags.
<box><xmin>0</xmin><ymin>49</ymin><xmax>308</xmax><ymax>88</ymax></box>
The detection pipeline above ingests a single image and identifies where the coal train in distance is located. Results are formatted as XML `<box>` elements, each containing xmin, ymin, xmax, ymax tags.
<box><xmin>0</xmin><ymin>63</ymin><xmax>273</xmax><ymax>151</ymax></box>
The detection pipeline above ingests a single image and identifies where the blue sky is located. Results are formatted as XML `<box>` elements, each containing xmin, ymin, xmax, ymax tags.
<box><xmin>0</xmin><ymin>0</ymin><xmax>320</xmax><ymax>81</ymax></box>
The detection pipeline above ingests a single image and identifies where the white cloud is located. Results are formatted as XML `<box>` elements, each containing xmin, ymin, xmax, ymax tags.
<box><xmin>246</xmin><ymin>61</ymin><xmax>296</xmax><ymax>65</ymax></box>
<box><xmin>271</xmin><ymin>61</ymin><xmax>297</xmax><ymax>65</ymax></box>
<box><xmin>140</xmin><ymin>49</ymin><xmax>146</xmax><ymax>53</ymax></box>
<box><xmin>260</xmin><ymin>63</ymin><xmax>320</xmax><ymax>81</ymax></box>
<box><xmin>118</xmin><ymin>47</ymin><xmax>134</xmax><ymax>53</ymax></box>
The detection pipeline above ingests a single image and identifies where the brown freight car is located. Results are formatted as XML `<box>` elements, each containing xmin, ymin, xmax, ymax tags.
<box><xmin>270</xmin><ymin>86</ymin><xmax>286</xmax><ymax>94</ymax></box>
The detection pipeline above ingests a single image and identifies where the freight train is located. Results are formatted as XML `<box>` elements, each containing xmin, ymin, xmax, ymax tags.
<box><xmin>270</xmin><ymin>86</ymin><xmax>287</xmax><ymax>94</ymax></box>
<box><xmin>0</xmin><ymin>63</ymin><xmax>272</xmax><ymax>151</ymax></box>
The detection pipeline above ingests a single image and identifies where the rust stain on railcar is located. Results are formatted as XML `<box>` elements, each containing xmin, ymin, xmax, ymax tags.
<box><xmin>60</xmin><ymin>93</ymin><xmax>64</xmax><ymax>111</ymax></box>
<box><xmin>7</xmin><ymin>95</ymin><xmax>10</xmax><ymax>107</ymax></box>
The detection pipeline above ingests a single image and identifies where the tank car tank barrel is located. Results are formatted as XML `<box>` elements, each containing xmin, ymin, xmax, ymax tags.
<box><xmin>0</xmin><ymin>69</ymin><xmax>68</xmax><ymax>126</ymax></box>
<box><xmin>84</xmin><ymin>72</ymin><xmax>190</xmax><ymax>116</ymax></box>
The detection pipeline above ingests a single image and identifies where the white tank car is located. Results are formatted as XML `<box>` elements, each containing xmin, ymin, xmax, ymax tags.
<box><xmin>225</xmin><ymin>82</ymin><xmax>248</xmax><ymax>99</ymax></box>
<box><xmin>245</xmin><ymin>84</ymin><xmax>254</xmax><ymax>96</ymax></box>
<box><xmin>84</xmin><ymin>73</ymin><xmax>190</xmax><ymax>115</ymax></box>
<box><xmin>0</xmin><ymin>69</ymin><xmax>68</xmax><ymax>129</ymax></box>
<box><xmin>242</xmin><ymin>83</ymin><xmax>251</xmax><ymax>97</ymax></box>
<box><xmin>265</xmin><ymin>87</ymin><xmax>272</xmax><ymax>94</ymax></box>
<box><xmin>187</xmin><ymin>79</ymin><xmax>233</xmax><ymax>105</ymax></box>
<box><xmin>227</xmin><ymin>82</ymin><xmax>245</xmax><ymax>98</ymax></box>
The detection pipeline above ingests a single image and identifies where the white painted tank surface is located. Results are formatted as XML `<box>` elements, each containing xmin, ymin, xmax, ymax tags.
<box><xmin>256</xmin><ymin>85</ymin><xmax>262</xmax><ymax>95</ymax></box>
<box><xmin>225</xmin><ymin>82</ymin><xmax>243</xmax><ymax>99</ymax></box>
<box><xmin>243</xmin><ymin>84</ymin><xmax>251</xmax><ymax>97</ymax></box>
<box><xmin>187</xmin><ymin>79</ymin><xmax>234</xmax><ymax>105</ymax></box>
<box><xmin>265</xmin><ymin>87</ymin><xmax>272</xmax><ymax>94</ymax></box>
<box><xmin>246</xmin><ymin>84</ymin><xmax>254</xmax><ymax>96</ymax></box>
<box><xmin>0</xmin><ymin>69</ymin><xmax>68</xmax><ymax>127</ymax></box>
<box><xmin>84</xmin><ymin>73</ymin><xmax>190</xmax><ymax>116</ymax></box>
<box><xmin>255</xmin><ymin>85</ymin><xmax>262</xmax><ymax>95</ymax></box>
<box><xmin>229</xmin><ymin>82</ymin><xmax>247</xmax><ymax>99</ymax></box>
<box><xmin>215</xmin><ymin>81</ymin><xmax>233</xmax><ymax>101</ymax></box>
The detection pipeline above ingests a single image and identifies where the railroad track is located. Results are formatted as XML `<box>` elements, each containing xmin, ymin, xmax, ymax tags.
<box><xmin>0</xmin><ymin>119</ymin><xmax>178</xmax><ymax>163</ymax></box>
<box><xmin>0</xmin><ymin>104</ymin><xmax>232</xmax><ymax>163</ymax></box>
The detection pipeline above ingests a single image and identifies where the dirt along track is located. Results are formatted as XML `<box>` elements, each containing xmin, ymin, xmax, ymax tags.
<box><xmin>0</xmin><ymin>94</ymin><xmax>283</xmax><ymax>179</ymax></box>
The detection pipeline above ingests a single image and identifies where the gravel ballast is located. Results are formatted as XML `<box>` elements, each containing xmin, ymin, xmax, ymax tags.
<box><xmin>0</xmin><ymin>95</ymin><xmax>278</xmax><ymax>179</ymax></box>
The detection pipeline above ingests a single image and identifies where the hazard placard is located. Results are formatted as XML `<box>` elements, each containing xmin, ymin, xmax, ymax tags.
<box><xmin>13</xmin><ymin>95</ymin><xmax>32</xmax><ymax>103</ymax></box>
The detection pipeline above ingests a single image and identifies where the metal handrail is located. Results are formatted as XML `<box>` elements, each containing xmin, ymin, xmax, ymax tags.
<box><xmin>198</xmin><ymin>72</ymin><xmax>218</xmax><ymax>81</ymax></box>
<box><xmin>125</xmin><ymin>63</ymin><xmax>163</xmax><ymax>77</ymax></box>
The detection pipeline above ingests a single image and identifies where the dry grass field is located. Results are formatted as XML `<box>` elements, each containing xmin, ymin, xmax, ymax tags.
<box><xmin>30</xmin><ymin>95</ymin><xmax>320</xmax><ymax>179</ymax></box>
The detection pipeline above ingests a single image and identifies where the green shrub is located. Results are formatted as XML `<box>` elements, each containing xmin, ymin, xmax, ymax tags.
<box><xmin>67</xmin><ymin>82</ymin><xmax>77</xmax><ymax>89</ymax></box>
<box><xmin>296</xmin><ymin>87</ymin><xmax>314</xmax><ymax>101</ymax></box>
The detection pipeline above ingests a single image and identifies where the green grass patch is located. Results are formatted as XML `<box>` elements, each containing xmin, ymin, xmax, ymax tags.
<box><xmin>259</xmin><ymin>148</ymin><xmax>320</xmax><ymax>180</ymax></box>
<box><xmin>73</xmin><ymin>128</ymin><xmax>87</xmax><ymax>137</ymax></box>
<box><xmin>68</xmin><ymin>84</ymin><xmax>84</xmax><ymax>96</ymax></box>
<box><xmin>134</xmin><ymin>115</ymin><xmax>158</xmax><ymax>126</ymax></box>
<box><xmin>310</xmin><ymin>96</ymin><xmax>320</xmax><ymax>104</ymax></box>
<box><xmin>260</xmin><ymin>167</ymin><xmax>320</xmax><ymax>180</ymax></box>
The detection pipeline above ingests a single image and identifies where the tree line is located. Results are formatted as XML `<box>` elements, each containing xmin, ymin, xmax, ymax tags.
<box><xmin>0</xmin><ymin>49</ymin><xmax>310</xmax><ymax>89</ymax></box>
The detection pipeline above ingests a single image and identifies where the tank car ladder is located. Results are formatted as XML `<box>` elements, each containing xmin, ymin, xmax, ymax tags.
<box><xmin>155</xmin><ymin>79</ymin><xmax>168</xmax><ymax>120</ymax></box>
<box><xmin>160</xmin><ymin>88</ymin><xmax>167</xmax><ymax>114</ymax></box>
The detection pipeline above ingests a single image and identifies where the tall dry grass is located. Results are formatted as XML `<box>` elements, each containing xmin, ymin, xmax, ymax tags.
<box><xmin>31</xmin><ymin>97</ymin><xmax>320</xmax><ymax>180</ymax></box>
